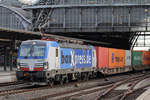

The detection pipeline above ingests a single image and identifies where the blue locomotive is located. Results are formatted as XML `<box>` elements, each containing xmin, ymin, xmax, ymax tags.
<box><xmin>16</xmin><ymin>40</ymin><xmax>97</xmax><ymax>85</ymax></box>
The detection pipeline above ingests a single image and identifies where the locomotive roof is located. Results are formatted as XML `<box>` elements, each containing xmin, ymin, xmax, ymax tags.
<box><xmin>21</xmin><ymin>40</ymin><xmax>92</xmax><ymax>49</ymax></box>
<box><xmin>21</xmin><ymin>40</ymin><xmax>50</xmax><ymax>44</ymax></box>
<box><xmin>59</xmin><ymin>43</ymin><xmax>92</xmax><ymax>50</ymax></box>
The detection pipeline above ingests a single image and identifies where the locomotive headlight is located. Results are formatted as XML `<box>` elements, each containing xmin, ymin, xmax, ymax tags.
<box><xmin>17</xmin><ymin>63</ymin><xmax>21</xmax><ymax>69</ymax></box>
<box><xmin>44</xmin><ymin>62</ymin><xmax>49</xmax><ymax>69</ymax></box>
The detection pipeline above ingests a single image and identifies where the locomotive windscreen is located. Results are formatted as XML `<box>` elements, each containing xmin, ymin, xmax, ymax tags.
<box><xmin>19</xmin><ymin>44</ymin><xmax>46</xmax><ymax>59</ymax></box>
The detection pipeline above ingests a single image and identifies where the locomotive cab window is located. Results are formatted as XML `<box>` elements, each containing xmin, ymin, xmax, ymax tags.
<box><xmin>56</xmin><ymin>48</ymin><xmax>58</xmax><ymax>57</ymax></box>
<box><xmin>93</xmin><ymin>51</ymin><xmax>95</xmax><ymax>57</ymax></box>
<box><xmin>19</xmin><ymin>44</ymin><xmax>46</xmax><ymax>57</ymax></box>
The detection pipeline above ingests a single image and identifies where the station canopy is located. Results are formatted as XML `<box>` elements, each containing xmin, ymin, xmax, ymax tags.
<box><xmin>0</xmin><ymin>4</ymin><xmax>31</xmax><ymax>31</ymax></box>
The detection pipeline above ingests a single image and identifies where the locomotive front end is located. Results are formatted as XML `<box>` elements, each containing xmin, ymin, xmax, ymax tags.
<box><xmin>16</xmin><ymin>40</ymin><xmax>49</xmax><ymax>82</ymax></box>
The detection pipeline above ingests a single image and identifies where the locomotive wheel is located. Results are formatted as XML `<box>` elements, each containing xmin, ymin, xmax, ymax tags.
<box><xmin>93</xmin><ymin>72</ymin><xmax>97</xmax><ymax>78</ymax></box>
<box><xmin>81</xmin><ymin>73</ymin><xmax>88</xmax><ymax>81</ymax></box>
<box><xmin>60</xmin><ymin>79</ymin><xmax>64</xmax><ymax>86</ymax></box>
<box><xmin>77</xmin><ymin>73</ymin><xmax>82</xmax><ymax>81</ymax></box>
<box><xmin>64</xmin><ymin>77</ymin><xmax>69</xmax><ymax>83</ymax></box>
<box><xmin>77</xmin><ymin>77</ymin><xmax>82</xmax><ymax>82</ymax></box>
<box><xmin>48</xmin><ymin>78</ymin><xmax>54</xmax><ymax>87</ymax></box>
<box><xmin>49</xmin><ymin>81</ymin><xmax>54</xmax><ymax>87</ymax></box>
<box><xmin>85</xmin><ymin>75</ymin><xmax>89</xmax><ymax>81</ymax></box>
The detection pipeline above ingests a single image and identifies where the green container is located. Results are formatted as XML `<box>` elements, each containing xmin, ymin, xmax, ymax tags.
<box><xmin>132</xmin><ymin>51</ymin><xmax>143</xmax><ymax>66</ymax></box>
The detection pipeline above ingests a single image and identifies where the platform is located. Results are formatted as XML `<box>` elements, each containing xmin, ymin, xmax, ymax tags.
<box><xmin>0</xmin><ymin>71</ymin><xmax>16</xmax><ymax>83</ymax></box>
<box><xmin>114</xmin><ymin>77</ymin><xmax>150</xmax><ymax>100</ymax></box>
<box><xmin>136</xmin><ymin>87</ymin><xmax>150</xmax><ymax>100</ymax></box>
<box><xmin>134</xmin><ymin>77</ymin><xmax>150</xmax><ymax>100</ymax></box>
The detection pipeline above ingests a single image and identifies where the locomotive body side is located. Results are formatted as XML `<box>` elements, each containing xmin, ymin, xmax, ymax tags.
<box><xmin>45</xmin><ymin>43</ymin><xmax>97</xmax><ymax>83</ymax></box>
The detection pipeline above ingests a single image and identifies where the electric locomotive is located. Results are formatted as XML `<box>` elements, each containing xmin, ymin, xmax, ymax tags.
<box><xmin>16</xmin><ymin>40</ymin><xmax>97</xmax><ymax>85</ymax></box>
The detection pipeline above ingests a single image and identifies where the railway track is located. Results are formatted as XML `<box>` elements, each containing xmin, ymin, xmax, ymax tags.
<box><xmin>0</xmin><ymin>71</ymin><xmax>149</xmax><ymax>100</ymax></box>
<box><xmin>0</xmin><ymin>85</ymin><xmax>51</xmax><ymax>97</ymax></box>
<box><xmin>29</xmin><ymin>72</ymin><xmax>150</xmax><ymax>100</ymax></box>
<box><xmin>0</xmin><ymin>81</ymin><xmax>23</xmax><ymax>87</ymax></box>
<box><xmin>0</xmin><ymin>72</ymin><xmax>134</xmax><ymax>95</ymax></box>
<box><xmin>93</xmin><ymin>74</ymin><xmax>150</xmax><ymax>100</ymax></box>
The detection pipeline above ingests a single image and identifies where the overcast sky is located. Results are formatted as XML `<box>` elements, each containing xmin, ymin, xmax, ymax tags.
<box><xmin>133</xmin><ymin>32</ymin><xmax>150</xmax><ymax>51</ymax></box>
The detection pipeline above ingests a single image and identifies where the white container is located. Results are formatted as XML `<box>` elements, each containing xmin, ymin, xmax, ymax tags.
<box><xmin>125</xmin><ymin>50</ymin><xmax>131</xmax><ymax>66</ymax></box>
